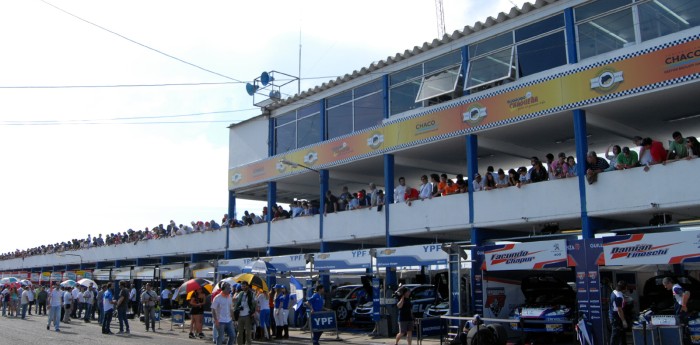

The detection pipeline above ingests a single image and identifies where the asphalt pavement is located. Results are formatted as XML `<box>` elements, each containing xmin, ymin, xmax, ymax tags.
<box><xmin>0</xmin><ymin>314</ymin><xmax>443</xmax><ymax>345</ymax></box>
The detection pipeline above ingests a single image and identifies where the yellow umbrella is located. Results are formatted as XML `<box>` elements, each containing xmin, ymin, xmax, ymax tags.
<box><xmin>232</xmin><ymin>273</ymin><xmax>268</xmax><ymax>292</ymax></box>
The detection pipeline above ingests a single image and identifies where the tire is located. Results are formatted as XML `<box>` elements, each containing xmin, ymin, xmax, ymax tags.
<box><xmin>466</xmin><ymin>326</ymin><xmax>498</xmax><ymax>345</ymax></box>
<box><xmin>336</xmin><ymin>305</ymin><xmax>349</xmax><ymax>321</ymax></box>
<box><xmin>486</xmin><ymin>324</ymin><xmax>508</xmax><ymax>345</ymax></box>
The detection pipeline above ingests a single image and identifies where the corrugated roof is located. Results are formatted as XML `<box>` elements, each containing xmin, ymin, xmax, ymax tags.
<box><xmin>268</xmin><ymin>0</ymin><xmax>559</xmax><ymax>112</ymax></box>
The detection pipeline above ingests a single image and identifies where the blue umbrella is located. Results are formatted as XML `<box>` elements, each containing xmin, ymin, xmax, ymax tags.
<box><xmin>60</xmin><ymin>280</ymin><xmax>77</xmax><ymax>288</ymax></box>
<box><xmin>242</xmin><ymin>260</ymin><xmax>277</xmax><ymax>275</ymax></box>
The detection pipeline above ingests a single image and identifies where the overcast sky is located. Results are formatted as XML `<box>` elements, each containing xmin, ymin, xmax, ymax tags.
<box><xmin>0</xmin><ymin>0</ymin><xmax>529</xmax><ymax>254</ymax></box>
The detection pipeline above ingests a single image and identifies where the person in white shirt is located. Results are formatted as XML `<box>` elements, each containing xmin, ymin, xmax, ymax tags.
<box><xmin>394</xmin><ymin>177</ymin><xmax>407</xmax><ymax>204</ymax></box>
<box><xmin>71</xmin><ymin>286</ymin><xmax>79</xmax><ymax>318</ymax></box>
<box><xmin>47</xmin><ymin>283</ymin><xmax>62</xmax><ymax>332</ymax></box>
<box><xmin>76</xmin><ymin>288</ymin><xmax>84</xmax><ymax>319</ymax></box>
<box><xmin>83</xmin><ymin>286</ymin><xmax>93</xmax><ymax>323</ymax></box>
<box><xmin>160</xmin><ymin>286</ymin><xmax>171</xmax><ymax>311</ymax></box>
<box><xmin>236</xmin><ymin>281</ymin><xmax>257</xmax><ymax>345</ymax></box>
<box><xmin>26</xmin><ymin>286</ymin><xmax>34</xmax><ymax>315</ymax></box>
<box><xmin>20</xmin><ymin>289</ymin><xmax>29</xmax><ymax>319</ymax></box>
<box><xmin>418</xmin><ymin>175</ymin><xmax>432</xmax><ymax>200</ymax></box>
<box><xmin>212</xmin><ymin>283</ymin><xmax>235</xmax><ymax>345</ymax></box>
<box><xmin>102</xmin><ymin>283</ymin><xmax>115</xmax><ymax>334</ymax></box>
<box><xmin>129</xmin><ymin>284</ymin><xmax>138</xmax><ymax>316</ymax></box>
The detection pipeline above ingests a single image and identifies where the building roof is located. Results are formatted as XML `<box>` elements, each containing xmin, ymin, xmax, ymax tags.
<box><xmin>267</xmin><ymin>0</ymin><xmax>559</xmax><ymax>112</ymax></box>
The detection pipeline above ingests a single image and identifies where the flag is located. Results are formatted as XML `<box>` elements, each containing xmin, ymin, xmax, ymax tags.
<box><xmin>290</xmin><ymin>276</ymin><xmax>304</xmax><ymax>310</ymax></box>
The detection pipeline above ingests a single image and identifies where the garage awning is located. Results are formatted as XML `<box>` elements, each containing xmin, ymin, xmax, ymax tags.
<box><xmin>483</xmin><ymin>240</ymin><xmax>567</xmax><ymax>271</ymax></box>
<box><xmin>314</xmin><ymin>250</ymin><xmax>372</xmax><ymax>270</ymax></box>
<box><xmin>602</xmin><ymin>230</ymin><xmax>700</xmax><ymax>266</ymax></box>
<box><xmin>375</xmin><ymin>244</ymin><xmax>448</xmax><ymax>267</ymax></box>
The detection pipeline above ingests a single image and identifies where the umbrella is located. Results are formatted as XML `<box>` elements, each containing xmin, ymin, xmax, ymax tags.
<box><xmin>77</xmin><ymin>278</ymin><xmax>97</xmax><ymax>288</ymax></box>
<box><xmin>242</xmin><ymin>260</ymin><xmax>277</xmax><ymax>275</ymax></box>
<box><xmin>19</xmin><ymin>279</ymin><xmax>32</xmax><ymax>287</ymax></box>
<box><xmin>172</xmin><ymin>278</ymin><xmax>213</xmax><ymax>301</ymax></box>
<box><xmin>211</xmin><ymin>278</ymin><xmax>240</xmax><ymax>299</ymax></box>
<box><xmin>232</xmin><ymin>273</ymin><xmax>268</xmax><ymax>292</ymax></box>
<box><xmin>60</xmin><ymin>280</ymin><xmax>77</xmax><ymax>288</ymax></box>
<box><xmin>0</xmin><ymin>277</ymin><xmax>19</xmax><ymax>285</ymax></box>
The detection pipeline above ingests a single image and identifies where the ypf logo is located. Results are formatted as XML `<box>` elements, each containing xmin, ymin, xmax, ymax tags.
<box><xmin>367</xmin><ymin>132</ymin><xmax>384</xmax><ymax>150</ymax></box>
<box><xmin>381</xmin><ymin>249</ymin><xmax>396</xmax><ymax>255</ymax></box>
<box><xmin>463</xmin><ymin>103</ymin><xmax>487</xmax><ymax>125</ymax></box>
<box><xmin>276</xmin><ymin>161</ymin><xmax>287</xmax><ymax>173</ymax></box>
<box><xmin>317</xmin><ymin>253</ymin><xmax>331</xmax><ymax>260</ymax></box>
<box><xmin>577</xmin><ymin>272</ymin><xmax>586</xmax><ymax>281</ymax></box>
<box><xmin>588</xmin><ymin>271</ymin><xmax>598</xmax><ymax>280</ymax></box>
<box><xmin>590</xmin><ymin>68</ymin><xmax>624</xmax><ymax>93</ymax></box>
<box><xmin>303</xmin><ymin>151</ymin><xmax>318</xmax><ymax>165</ymax></box>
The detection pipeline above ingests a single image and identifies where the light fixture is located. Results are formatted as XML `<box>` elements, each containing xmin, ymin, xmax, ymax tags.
<box><xmin>666</xmin><ymin>113</ymin><xmax>700</xmax><ymax>123</ymax></box>
<box><xmin>653</xmin><ymin>0</ymin><xmax>689</xmax><ymax>25</ymax></box>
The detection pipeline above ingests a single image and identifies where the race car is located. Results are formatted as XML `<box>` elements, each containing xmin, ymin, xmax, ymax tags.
<box><xmin>509</xmin><ymin>274</ymin><xmax>576</xmax><ymax>333</ymax></box>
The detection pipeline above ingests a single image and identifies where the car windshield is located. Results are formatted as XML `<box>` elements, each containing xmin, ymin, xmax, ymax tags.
<box><xmin>332</xmin><ymin>287</ymin><xmax>355</xmax><ymax>299</ymax></box>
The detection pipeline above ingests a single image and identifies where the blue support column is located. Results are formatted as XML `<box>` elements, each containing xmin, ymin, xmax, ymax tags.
<box><xmin>461</xmin><ymin>46</ymin><xmax>470</xmax><ymax>96</ymax></box>
<box><xmin>268</xmin><ymin>118</ymin><xmax>275</xmax><ymax>156</ymax></box>
<box><xmin>114</xmin><ymin>260</ymin><xmax>122</xmax><ymax>268</ymax></box>
<box><xmin>319</xmin><ymin>169</ymin><xmax>330</xmax><ymax>291</ymax></box>
<box><xmin>466</xmin><ymin>134</ymin><xmax>478</xmax><ymax>223</ymax></box>
<box><xmin>320</xmin><ymin>99</ymin><xmax>327</xmax><ymax>140</ymax></box>
<box><xmin>227</xmin><ymin>190</ymin><xmax>235</xmax><ymax>254</ymax></box>
<box><xmin>564</xmin><ymin>8</ymin><xmax>578</xmax><ymax>64</ymax></box>
<box><xmin>267</xmin><ymin>182</ymin><xmax>276</xmax><ymax>248</ymax></box>
<box><xmin>470</xmin><ymin>227</ymin><xmax>485</xmax><ymax>315</ymax></box>
<box><xmin>383</xmin><ymin>154</ymin><xmax>397</xmax><ymax>291</ymax></box>
<box><xmin>573</xmin><ymin>110</ymin><xmax>592</xmax><ymax>238</ymax></box>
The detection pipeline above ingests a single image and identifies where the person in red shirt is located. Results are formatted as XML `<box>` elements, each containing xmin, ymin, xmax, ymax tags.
<box><xmin>640</xmin><ymin>137</ymin><xmax>666</xmax><ymax>171</ymax></box>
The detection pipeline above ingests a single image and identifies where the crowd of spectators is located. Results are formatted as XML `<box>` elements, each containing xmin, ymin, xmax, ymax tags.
<box><xmin>4</xmin><ymin>133</ymin><xmax>697</xmax><ymax>262</ymax></box>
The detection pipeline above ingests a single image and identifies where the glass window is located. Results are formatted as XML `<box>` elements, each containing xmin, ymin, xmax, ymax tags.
<box><xmin>577</xmin><ymin>8</ymin><xmax>635</xmax><ymax>60</ymax></box>
<box><xmin>354</xmin><ymin>92</ymin><xmax>384</xmax><ymax>131</ymax></box>
<box><xmin>275</xmin><ymin>123</ymin><xmax>296</xmax><ymax>154</ymax></box>
<box><xmin>517</xmin><ymin>31</ymin><xmax>567</xmax><ymax>77</ymax></box>
<box><xmin>466</xmin><ymin>47</ymin><xmax>515</xmax><ymax>90</ymax></box>
<box><xmin>326</xmin><ymin>90</ymin><xmax>352</xmax><ymax>108</ymax></box>
<box><xmin>575</xmin><ymin>0</ymin><xmax>632</xmax><ymax>22</ymax></box>
<box><xmin>415</xmin><ymin>66</ymin><xmax>461</xmax><ymax>102</ymax></box>
<box><xmin>424</xmin><ymin>50</ymin><xmax>462</xmax><ymax>75</ymax></box>
<box><xmin>390</xmin><ymin>65</ymin><xmax>423</xmax><ymax>85</ymax></box>
<box><xmin>276</xmin><ymin>111</ymin><xmax>296</xmax><ymax>126</ymax></box>
<box><xmin>469</xmin><ymin>32</ymin><xmax>513</xmax><ymax>58</ymax></box>
<box><xmin>515</xmin><ymin>14</ymin><xmax>565</xmax><ymax>42</ymax></box>
<box><xmin>354</xmin><ymin>79</ymin><xmax>383</xmax><ymax>98</ymax></box>
<box><xmin>326</xmin><ymin>102</ymin><xmax>353</xmax><ymax>139</ymax></box>
<box><xmin>390</xmin><ymin>81</ymin><xmax>421</xmax><ymax>115</ymax></box>
<box><xmin>297</xmin><ymin>101</ymin><xmax>320</xmax><ymax>118</ymax></box>
<box><xmin>296</xmin><ymin>113</ymin><xmax>321</xmax><ymax>148</ymax></box>
<box><xmin>638</xmin><ymin>0</ymin><xmax>700</xmax><ymax>42</ymax></box>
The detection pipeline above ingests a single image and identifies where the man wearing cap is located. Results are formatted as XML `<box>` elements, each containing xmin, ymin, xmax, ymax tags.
<box><xmin>141</xmin><ymin>283</ymin><xmax>158</xmax><ymax>332</ymax></box>
<box><xmin>212</xmin><ymin>283</ymin><xmax>236</xmax><ymax>345</ymax></box>
<box><xmin>46</xmin><ymin>283</ymin><xmax>62</xmax><ymax>332</ymax></box>
<box><xmin>274</xmin><ymin>285</ymin><xmax>290</xmax><ymax>339</ymax></box>
<box><xmin>235</xmin><ymin>281</ymin><xmax>257</xmax><ymax>345</ymax></box>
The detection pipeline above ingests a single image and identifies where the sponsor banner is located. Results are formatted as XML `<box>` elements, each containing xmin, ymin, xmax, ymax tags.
<box><xmin>309</xmin><ymin>311</ymin><xmax>338</xmax><ymax>332</ymax></box>
<box><xmin>171</xmin><ymin>310</ymin><xmax>186</xmax><ymax>326</ymax></box>
<box><xmin>375</xmin><ymin>244</ymin><xmax>447</xmax><ymax>267</ymax></box>
<box><xmin>30</xmin><ymin>273</ymin><xmax>39</xmax><ymax>282</ymax></box>
<box><xmin>472</xmin><ymin>248</ymin><xmax>484</xmax><ymax>315</ymax></box>
<box><xmin>229</xmin><ymin>36</ymin><xmax>700</xmax><ymax>189</ymax></box>
<box><xmin>63</xmin><ymin>271</ymin><xmax>76</xmax><ymax>281</ymax></box>
<box><xmin>203</xmin><ymin>312</ymin><xmax>213</xmax><ymax>328</ymax></box>
<box><xmin>602</xmin><ymin>231</ymin><xmax>700</xmax><ymax>265</ymax></box>
<box><xmin>313</xmin><ymin>249</ymin><xmax>372</xmax><ymax>270</ymax></box>
<box><xmin>75</xmin><ymin>270</ymin><xmax>92</xmax><ymax>280</ymax></box>
<box><xmin>260</xmin><ymin>254</ymin><xmax>307</xmax><ymax>272</ymax></box>
<box><xmin>482</xmin><ymin>279</ymin><xmax>524</xmax><ymax>319</ymax></box>
<box><xmin>217</xmin><ymin>258</ymin><xmax>252</xmax><ymax>275</ymax></box>
<box><xmin>40</xmin><ymin>272</ymin><xmax>51</xmax><ymax>282</ymax></box>
<box><xmin>419</xmin><ymin>316</ymin><xmax>444</xmax><ymax>336</ymax></box>
<box><xmin>483</xmin><ymin>240</ymin><xmax>567</xmax><ymax>271</ymax></box>
<box><xmin>51</xmin><ymin>272</ymin><xmax>62</xmax><ymax>282</ymax></box>
<box><xmin>372</xmin><ymin>278</ymin><xmax>381</xmax><ymax>322</ymax></box>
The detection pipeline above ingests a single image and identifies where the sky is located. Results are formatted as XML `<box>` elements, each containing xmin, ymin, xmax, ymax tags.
<box><xmin>0</xmin><ymin>0</ymin><xmax>529</xmax><ymax>254</ymax></box>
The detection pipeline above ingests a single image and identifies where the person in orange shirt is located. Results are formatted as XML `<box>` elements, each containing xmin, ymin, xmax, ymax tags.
<box><xmin>443</xmin><ymin>179</ymin><xmax>459</xmax><ymax>196</ymax></box>
<box><xmin>437</xmin><ymin>174</ymin><xmax>448</xmax><ymax>196</ymax></box>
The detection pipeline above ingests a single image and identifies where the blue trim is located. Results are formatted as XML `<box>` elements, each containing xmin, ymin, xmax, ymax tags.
<box><xmin>564</xmin><ymin>8</ymin><xmax>578</xmax><ymax>64</ymax></box>
<box><xmin>228</xmin><ymin>190</ymin><xmax>235</xmax><ymax>251</ymax></box>
<box><xmin>461</xmin><ymin>46</ymin><xmax>470</xmax><ymax>96</ymax></box>
<box><xmin>319</xmin><ymin>169</ymin><xmax>329</xmax><ymax>249</ymax></box>
<box><xmin>382</xmin><ymin>75</ymin><xmax>389</xmax><ymax>119</ymax></box>
<box><xmin>384</xmin><ymin>154</ymin><xmax>395</xmax><ymax>247</ymax></box>
<box><xmin>466</xmin><ymin>134</ymin><xmax>478</xmax><ymax>223</ymax></box>
<box><xmin>573</xmin><ymin>109</ymin><xmax>591</xmax><ymax>238</ymax></box>
<box><xmin>268</xmin><ymin>117</ymin><xmax>275</xmax><ymax>156</ymax></box>
<box><xmin>114</xmin><ymin>260</ymin><xmax>122</xmax><ymax>269</ymax></box>
<box><xmin>267</xmin><ymin>182</ymin><xmax>276</xmax><ymax>244</ymax></box>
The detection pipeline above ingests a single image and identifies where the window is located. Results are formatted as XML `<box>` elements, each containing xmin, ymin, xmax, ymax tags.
<box><xmin>577</xmin><ymin>6</ymin><xmax>635</xmax><ymax>60</ymax></box>
<box><xmin>273</xmin><ymin>102</ymin><xmax>321</xmax><ymax>154</ymax></box>
<box><xmin>466</xmin><ymin>15</ymin><xmax>566</xmax><ymax>92</ymax></box>
<box><xmin>638</xmin><ymin>0</ymin><xmax>700</xmax><ymax>42</ymax></box>
<box><xmin>326</xmin><ymin>80</ymin><xmax>383</xmax><ymax>139</ymax></box>
<box><xmin>389</xmin><ymin>50</ymin><xmax>463</xmax><ymax>115</ymax></box>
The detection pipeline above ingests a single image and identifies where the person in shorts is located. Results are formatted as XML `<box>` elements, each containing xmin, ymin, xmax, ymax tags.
<box><xmin>395</xmin><ymin>286</ymin><xmax>414</xmax><ymax>345</ymax></box>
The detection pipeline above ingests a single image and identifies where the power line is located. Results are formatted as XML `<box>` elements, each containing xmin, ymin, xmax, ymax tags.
<box><xmin>1</xmin><ymin>119</ymin><xmax>241</xmax><ymax>126</ymax></box>
<box><xmin>0</xmin><ymin>109</ymin><xmax>259</xmax><ymax>125</ymax></box>
<box><xmin>41</xmin><ymin>0</ymin><xmax>243</xmax><ymax>82</ymax></box>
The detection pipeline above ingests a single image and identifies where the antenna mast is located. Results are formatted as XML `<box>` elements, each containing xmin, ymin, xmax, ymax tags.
<box><xmin>298</xmin><ymin>27</ymin><xmax>302</xmax><ymax>94</ymax></box>
<box><xmin>435</xmin><ymin>0</ymin><xmax>446</xmax><ymax>37</ymax></box>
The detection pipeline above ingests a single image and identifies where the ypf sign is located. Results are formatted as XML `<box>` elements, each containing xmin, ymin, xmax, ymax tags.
<box><xmin>309</xmin><ymin>311</ymin><xmax>338</xmax><ymax>332</ymax></box>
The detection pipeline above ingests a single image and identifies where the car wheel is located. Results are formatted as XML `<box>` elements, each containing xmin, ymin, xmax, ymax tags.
<box><xmin>336</xmin><ymin>305</ymin><xmax>349</xmax><ymax>321</ymax></box>
<box><xmin>486</xmin><ymin>324</ymin><xmax>507</xmax><ymax>345</ymax></box>
<box><xmin>466</xmin><ymin>326</ymin><xmax>498</xmax><ymax>345</ymax></box>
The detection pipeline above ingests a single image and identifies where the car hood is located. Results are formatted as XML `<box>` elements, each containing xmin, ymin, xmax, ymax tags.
<box><xmin>520</xmin><ymin>275</ymin><xmax>575</xmax><ymax>306</ymax></box>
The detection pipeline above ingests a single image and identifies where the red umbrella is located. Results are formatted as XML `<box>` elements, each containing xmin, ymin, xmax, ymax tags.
<box><xmin>172</xmin><ymin>278</ymin><xmax>213</xmax><ymax>301</ymax></box>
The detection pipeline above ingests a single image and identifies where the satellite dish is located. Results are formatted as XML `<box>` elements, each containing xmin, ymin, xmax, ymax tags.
<box><xmin>245</xmin><ymin>83</ymin><xmax>258</xmax><ymax>96</ymax></box>
<box><xmin>269</xmin><ymin>90</ymin><xmax>281</xmax><ymax>100</ymax></box>
<box><xmin>260</xmin><ymin>71</ymin><xmax>274</xmax><ymax>86</ymax></box>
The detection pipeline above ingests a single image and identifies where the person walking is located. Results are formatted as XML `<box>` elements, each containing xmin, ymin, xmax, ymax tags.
<box><xmin>83</xmin><ymin>285</ymin><xmax>93</xmax><ymax>323</ymax></box>
<box><xmin>141</xmin><ymin>283</ymin><xmax>158</xmax><ymax>332</ymax></box>
<box><xmin>102</xmin><ymin>283</ymin><xmax>114</xmax><ymax>334</ymax></box>
<box><xmin>256</xmin><ymin>289</ymin><xmax>271</xmax><ymax>340</ymax></box>
<box><xmin>395</xmin><ymin>286</ymin><xmax>415</xmax><ymax>345</ymax></box>
<box><xmin>37</xmin><ymin>286</ymin><xmax>48</xmax><ymax>316</ymax></box>
<box><xmin>97</xmin><ymin>284</ymin><xmax>105</xmax><ymax>325</ymax></box>
<box><xmin>236</xmin><ymin>281</ymin><xmax>257</xmax><ymax>345</ymax></box>
<box><xmin>20</xmin><ymin>286</ymin><xmax>29</xmax><ymax>319</ymax></box>
<box><xmin>212</xmin><ymin>283</ymin><xmax>236</xmax><ymax>345</ymax></box>
<box><xmin>306</xmin><ymin>284</ymin><xmax>326</xmax><ymax>345</ymax></box>
<box><xmin>27</xmin><ymin>285</ymin><xmax>34</xmax><ymax>315</ymax></box>
<box><xmin>115</xmin><ymin>281</ymin><xmax>130</xmax><ymax>334</ymax></box>
<box><xmin>62</xmin><ymin>286</ymin><xmax>73</xmax><ymax>323</ymax></box>
<box><xmin>46</xmin><ymin>283</ymin><xmax>62</xmax><ymax>332</ymax></box>
<box><xmin>129</xmin><ymin>282</ymin><xmax>138</xmax><ymax>317</ymax></box>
